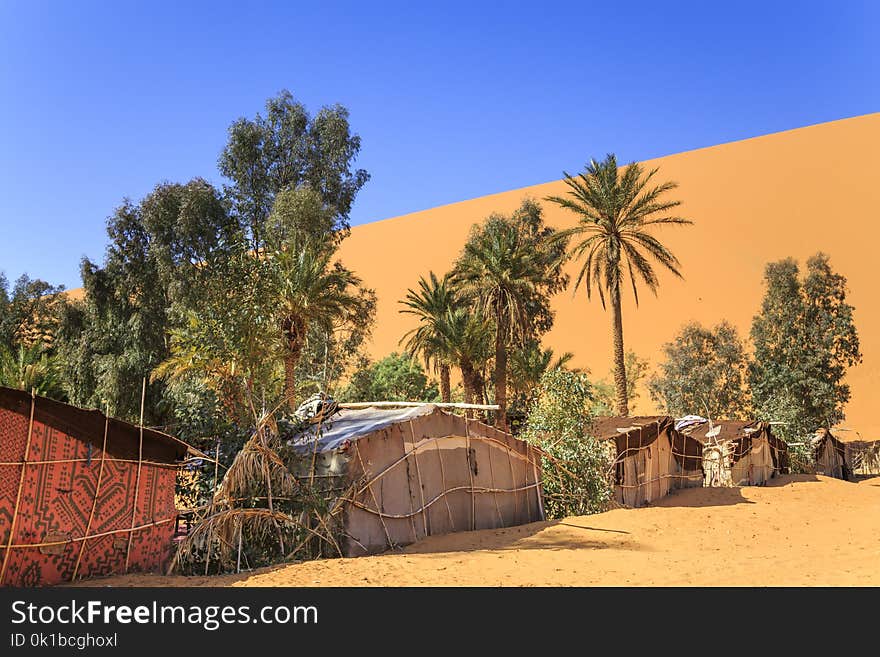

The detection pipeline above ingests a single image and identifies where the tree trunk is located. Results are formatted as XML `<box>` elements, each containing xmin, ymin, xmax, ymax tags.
<box><xmin>439</xmin><ymin>364</ymin><xmax>451</xmax><ymax>403</ymax></box>
<box><xmin>611</xmin><ymin>287</ymin><xmax>629</xmax><ymax>416</ymax></box>
<box><xmin>460</xmin><ymin>360</ymin><xmax>476</xmax><ymax>417</ymax></box>
<box><xmin>494</xmin><ymin>324</ymin><xmax>508</xmax><ymax>431</ymax></box>
<box><xmin>284</xmin><ymin>344</ymin><xmax>301</xmax><ymax>413</ymax></box>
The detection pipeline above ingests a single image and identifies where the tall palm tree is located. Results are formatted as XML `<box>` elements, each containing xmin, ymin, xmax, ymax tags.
<box><xmin>273</xmin><ymin>241</ymin><xmax>365</xmax><ymax>411</ymax></box>
<box><xmin>398</xmin><ymin>272</ymin><xmax>456</xmax><ymax>403</ymax></box>
<box><xmin>436</xmin><ymin>306</ymin><xmax>493</xmax><ymax>409</ymax></box>
<box><xmin>454</xmin><ymin>216</ymin><xmax>562</xmax><ymax>429</ymax></box>
<box><xmin>546</xmin><ymin>154</ymin><xmax>691</xmax><ymax>416</ymax></box>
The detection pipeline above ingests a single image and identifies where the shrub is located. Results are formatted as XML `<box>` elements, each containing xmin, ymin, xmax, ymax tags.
<box><xmin>521</xmin><ymin>369</ymin><xmax>613</xmax><ymax>518</ymax></box>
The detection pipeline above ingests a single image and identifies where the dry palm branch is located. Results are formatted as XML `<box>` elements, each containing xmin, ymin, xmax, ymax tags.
<box><xmin>171</xmin><ymin>408</ymin><xmax>357</xmax><ymax>575</ymax></box>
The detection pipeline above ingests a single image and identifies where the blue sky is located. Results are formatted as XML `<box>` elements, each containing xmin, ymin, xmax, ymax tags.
<box><xmin>1</xmin><ymin>1</ymin><xmax>877</xmax><ymax>289</ymax></box>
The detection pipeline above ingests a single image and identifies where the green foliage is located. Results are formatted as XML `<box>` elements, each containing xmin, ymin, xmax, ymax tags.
<box><xmin>649</xmin><ymin>321</ymin><xmax>750</xmax><ymax>419</ymax></box>
<box><xmin>337</xmin><ymin>352</ymin><xmax>439</xmax><ymax>403</ymax></box>
<box><xmin>592</xmin><ymin>350</ymin><xmax>649</xmax><ymax>415</ymax></box>
<box><xmin>0</xmin><ymin>273</ymin><xmax>64</xmax><ymax>351</ymax></box>
<box><xmin>0</xmin><ymin>342</ymin><xmax>65</xmax><ymax>398</ymax></box>
<box><xmin>452</xmin><ymin>198</ymin><xmax>569</xmax><ymax>425</ymax></box>
<box><xmin>218</xmin><ymin>90</ymin><xmax>369</xmax><ymax>250</ymax></box>
<box><xmin>749</xmin><ymin>253</ymin><xmax>861</xmax><ymax>442</ymax></box>
<box><xmin>546</xmin><ymin>154</ymin><xmax>691</xmax><ymax>415</ymax></box>
<box><xmin>521</xmin><ymin>369</ymin><xmax>613</xmax><ymax>518</ymax></box>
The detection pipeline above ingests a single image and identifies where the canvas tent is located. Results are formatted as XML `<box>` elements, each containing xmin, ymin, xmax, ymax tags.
<box><xmin>676</xmin><ymin>419</ymin><xmax>788</xmax><ymax>487</ymax></box>
<box><xmin>812</xmin><ymin>428</ymin><xmax>850</xmax><ymax>480</ymax></box>
<box><xmin>589</xmin><ymin>416</ymin><xmax>703</xmax><ymax>508</ymax></box>
<box><xmin>826</xmin><ymin>429</ymin><xmax>880</xmax><ymax>476</ymax></box>
<box><xmin>0</xmin><ymin>386</ymin><xmax>199</xmax><ymax>586</ymax></box>
<box><xmin>287</xmin><ymin>404</ymin><xmax>543</xmax><ymax>556</ymax></box>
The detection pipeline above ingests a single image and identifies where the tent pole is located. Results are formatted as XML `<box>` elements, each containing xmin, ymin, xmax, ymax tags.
<box><xmin>124</xmin><ymin>378</ymin><xmax>146</xmax><ymax>573</ymax></box>
<box><xmin>72</xmin><ymin>407</ymin><xmax>110</xmax><ymax>581</ymax></box>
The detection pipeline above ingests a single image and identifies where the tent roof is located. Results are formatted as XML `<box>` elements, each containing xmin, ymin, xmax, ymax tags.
<box><xmin>677</xmin><ymin>419</ymin><xmax>767</xmax><ymax>444</ymax></box>
<box><xmin>287</xmin><ymin>404</ymin><xmax>444</xmax><ymax>454</ymax></box>
<box><xmin>0</xmin><ymin>386</ymin><xmax>202</xmax><ymax>462</ymax></box>
<box><xmin>589</xmin><ymin>416</ymin><xmax>672</xmax><ymax>441</ymax></box>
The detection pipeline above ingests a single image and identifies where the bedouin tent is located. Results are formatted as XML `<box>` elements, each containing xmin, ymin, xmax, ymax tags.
<box><xmin>0</xmin><ymin>386</ymin><xmax>199</xmax><ymax>586</ymax></box>
<box><xmin>287</xmin><ymin>404</ymin><xmax>544</xmax><ymax>556</ymax></box>
<box><xmin>812</xmin><ymin>428</ymin><xmax>850</xmax><ymax>480</ymax></box>
<box><xmin>589</xmin><ymin>416</ymin><xmax>704</xmax><ymax>508</ymax></box>
<box><xmin>822</xmin><ymin>428</ymin><xmax>880</xmax><ymax>476</ymax></box>
<box><xmin>676</xmin><ymin>418</ymin><xmax>788</xmax><ymax>487</ymax></box>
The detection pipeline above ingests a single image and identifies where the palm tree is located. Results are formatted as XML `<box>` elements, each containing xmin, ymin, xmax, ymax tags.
<box><xmin>509</xmin><ymin>339</ymin><xmax>575</xmax><ymax>402</ymax></box>
<box><xmin>453</xmin><ymin>215</ymin><xmax>563</xmax><ymax>429</ymax></box>
<box><xmin>0</xmin><ymin>343</ymin><xmax>64</xmax><ymax>398</ymax></box>
<box><xmin>273</xmin><ymin>241</ymin><xmax>366</xmax><ymax>411</ymax></box>
<box><xmin>546</xmin><ymin>154</ymin><xmax>691</xmax><ymax>415</ymax></box>
<box><xmin>436</xmin><ymin>307</ymin><xmax>493</xmax><ymax>409</ymax></box>
<box><xmin>399</xmin><ymin>272</ymin><xmax>456</xmax><ymax>403</ymax></box>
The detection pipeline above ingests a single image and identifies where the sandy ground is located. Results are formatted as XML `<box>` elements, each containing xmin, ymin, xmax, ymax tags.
<box><xmin>76</xmin><ymin>474</ymin><xmax>880</xmax><ymax>587</ymax></box>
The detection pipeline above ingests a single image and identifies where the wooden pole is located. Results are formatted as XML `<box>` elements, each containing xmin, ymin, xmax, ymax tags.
<box><xmin>71</xmin><ymin>407</ymin><xmax>110</xmax><ymax>581</ymax></box>
<box><xmin>465</xmin><ymin>418</ymin><xmax>475</xmax><ymax>531</ymax></box>
<box><xmin>339</xmin><ymin>401</ymin><xmax>499</xmax><ymax>410</ymax></box>
<box><xmin>204</xmin><ymin>439</ymin><xmax>221</xmax><ymax>576</ymax></box>
<box><xmin>531</xmin><ymin>445</ymin><xmax>545</xmax><ymax>521</ymax></box>
<box><xmin>0</xmin><ymin>389</ymin><xmax>37</xmax><ymax>586</ymax></box>
<box><xmin>408</xmin><ymin>421</ymin><xmax>429</xmax><ymax>539</ymax></box>
<box><xmin>124</xmin><ymin>378</ymin><xmax>146</xmax><ymax>573</ymax></box>
<box><xmin>354</xmin><ymin>442</ymin><xmax>394</xmax><ymax>550</ymax></box>
<box><xmin>433</xmin><ymin>440</ymin><xmax>455</xmax><ymax>532</ymax></box>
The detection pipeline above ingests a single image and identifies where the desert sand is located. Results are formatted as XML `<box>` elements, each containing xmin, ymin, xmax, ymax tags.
<box><xmin>78</xmin><ymin>474</ymin><xmax>880</xmax><ymax>587</ymax></box>
<box><xmin>337</xmin><ymin>113</ymin><xmax>880</xmax><ymax>437</ymax></box>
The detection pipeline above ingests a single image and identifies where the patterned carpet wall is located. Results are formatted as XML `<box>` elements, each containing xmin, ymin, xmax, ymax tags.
<box><xmin>0</xmin><ymin>406</ymin><xmax>178</xmax><ymax>586</ymax></box>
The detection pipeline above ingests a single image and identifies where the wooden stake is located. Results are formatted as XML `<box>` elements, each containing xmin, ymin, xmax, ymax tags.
<box><xmin>204</xmin><ymin>439</ymin><xmax>220</xmax><ymax>576</ymax></box>
<box><xmin>433</xmin><ymin>440</ymin><xmax>455</xmax><ymax>532</ymax></box>
<box><xmin>465</xmin><ymin>418</ymin><xmax>475</xmax><ymax>531</ymax></box>
<box><xmin>409</xmin><ymin>421</ymin><xmax>429</xmax><ymax>539</ymax></box>
<box><xmin>0</xmin><ymin>389</ymin><xmax>37</xmax><ymax>586</ymax></box>
<box><xmin>71</xmin><ymin>407</ymin><xmax>110</xmax><ymax>581</ymax></box>
<box><xmin>124</xmin><ymin>378</ymin><xmax>146</xmax><ymax>573</ymax></box>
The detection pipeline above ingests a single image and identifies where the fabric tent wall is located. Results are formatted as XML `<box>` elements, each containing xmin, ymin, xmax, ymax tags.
<box><xmin>845</xmin><ymin>441</ymin><xmax>880</xmax><ymax>475</ymax></box>
<box><xmin>0</xmin><ymin>390</ymin><xmax>184</xmax><ymax>587</ymax></box>
<box><xmin>814</xmin><ymin>430</ymin><xmax>848</xmax><ymax>480</ymax></box>
<box><xmin>729</xmin><ymin>436</ymin><xmax>775</xmax><ymax>485</ymax></box>
<box><xmin>341</xmin><ymin>411</ymin><xmax>542</xmax><ymax>556</ymax></box>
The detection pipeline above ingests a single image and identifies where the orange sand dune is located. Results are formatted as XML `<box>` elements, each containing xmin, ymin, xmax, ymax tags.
<box><xmin>78</xmin><ymin>475</ymin><xmax>880</xmax><ymax>586</ymax></box>
<box><xmin>338</xmin><ymin>113</ymin><xmax>880</xmax><ymax>436</ymax></box>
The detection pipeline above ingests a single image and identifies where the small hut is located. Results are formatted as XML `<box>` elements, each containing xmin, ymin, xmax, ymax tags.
<box><xmin>0</xmin><ymin>386</ymin><xmax>199</xmax><ymax>586</ymax></box>
<box><xmin>676</xmin><ymin>418</ymin><xmax>788</xmax><ymax>487</ymax></box>
<box><xmin>812</xmin><ymin>428</ymin><xmax>849</xmax><ymax>480</ymax></box>
<box><xmin>287</xmin><ymin>404</ymin><xmax>543</xmax><ymax>556</ymax></box>
<box><xmin>589</xmin><ymin>416</ymin><xmax>703</xmax><ymax>507</ymax></box>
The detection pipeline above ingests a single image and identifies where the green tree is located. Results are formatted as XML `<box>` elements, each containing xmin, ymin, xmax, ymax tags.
<box><xmin>0</xmin><ymin>342</ymin><xmax>65</xmax><ymax>398</ymax></box>
<box><xmin>750</xmin><ymin>253</ymin><xmax>861</xmax><ymax>440</ymax></box>
<box><xmin>337</xmin><ymin>353</ymin><xmax>439</xmax><ymax>403</ymax></box>
<box><xmin>520</xmin><ymin>369</ymin><xmax>612</xmax><ymax>517</ymax></box>
<box><xmin>648</xmin><ymin>321</ymin><xmax>749</xmax><ymax>419</ymax></box>
<box><xmin>546</xmin><ymin>154</ymin><xmax>691</xmax><ymax>416</ymax></box>
<box><xmin>435</xmin><ymin>306</ymin><xmax>493</xmax><ymax>407</ymax></box>
<box><xmin>0</xmin><ymin>274</ymin><xmax>64</xmax><ymax>351</ymax></box>
<box><xmin>218</xmin><ymin>90</ymin><xmax>369</xmax><ymax>251</ymax></box>
<box><xmin>509</xmin><ymin>339</ymin><xmax>575</xmax><ymax>405</ymax></box>
<box><xmin>399</xmin><ymin>271</ymin><xmax>457</xmax><ymax>403</ymax></box>
<box><xmin>592</xmin><ymin>350</ymin><xmax>649</xmax><ymax>416</ymax></box>
<box><xmin>453</xmin><ymin>199</ymin><xmax>568</xmax><ymax>429</ymax></box>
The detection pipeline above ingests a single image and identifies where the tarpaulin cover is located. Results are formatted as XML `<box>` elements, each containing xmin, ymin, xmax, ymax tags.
<box><xmin>287</xmin><ymin>404</ymin><xmax>440</xmax><ymax>454</ymax></box>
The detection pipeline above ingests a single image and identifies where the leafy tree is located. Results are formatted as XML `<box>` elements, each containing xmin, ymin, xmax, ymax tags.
<box><xmin>54</xmin><ymin>179</ymin><xmax>234</xmax><ymax>423</ymax></box>
<box><xmin>592</xmin><ymin>350</ymin><xmax>649</xmax><ymax>416</ymax></box>
<box><xmin>546</xmin><ymin>154</ymin><xmax>691</xmax><ymax>416</ymax></box>
<box><xmin>648</xmin><ymin>321</ymin><xmax>749</xmax><ymax>419</ymax></box>
<box><xmin>0</xmin><ymin>274</ymin><xmax>64</xmax><ymax>351</ymax></box>
<box><xmin>399</xmin><ymin>271</ymin><xmax>457</xmax><ymax>403</ymax></box>
<box><xmin>337</xmin><ymin>352</ymin><xmax>439</xmax><ymax>403</ymax></box>
<box><xmin>750</xmin><ymin>253</ymin><xmax>861</xmax><ymax>440</ymax></box>
<box><xmin>435</xmin><ymin>306</ymin><xmax>493</xmax><ymax>407</ymax></box>
<box><xmin>270</xmin><ymin>239</ymin><xmax>371</xmax><ymax>411</ymax></box>
<box><xmin>453</xmin><ymin>199</ymin><xmax>568</xmax><ymax>429</ymax></box>
<box><xmin>0</xmin><ymin>342</ymin><xmax>65</xmax><ymax>398</ymax></box>
<box><xmin>218</xmin><ymin>90</ymin><xmax>369</xmax><ymax>251</ymax></box>
<box><xmin>520</xmin><ymin>369</ymin><xmax>612</xmax><ymax>517</ymax></box>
